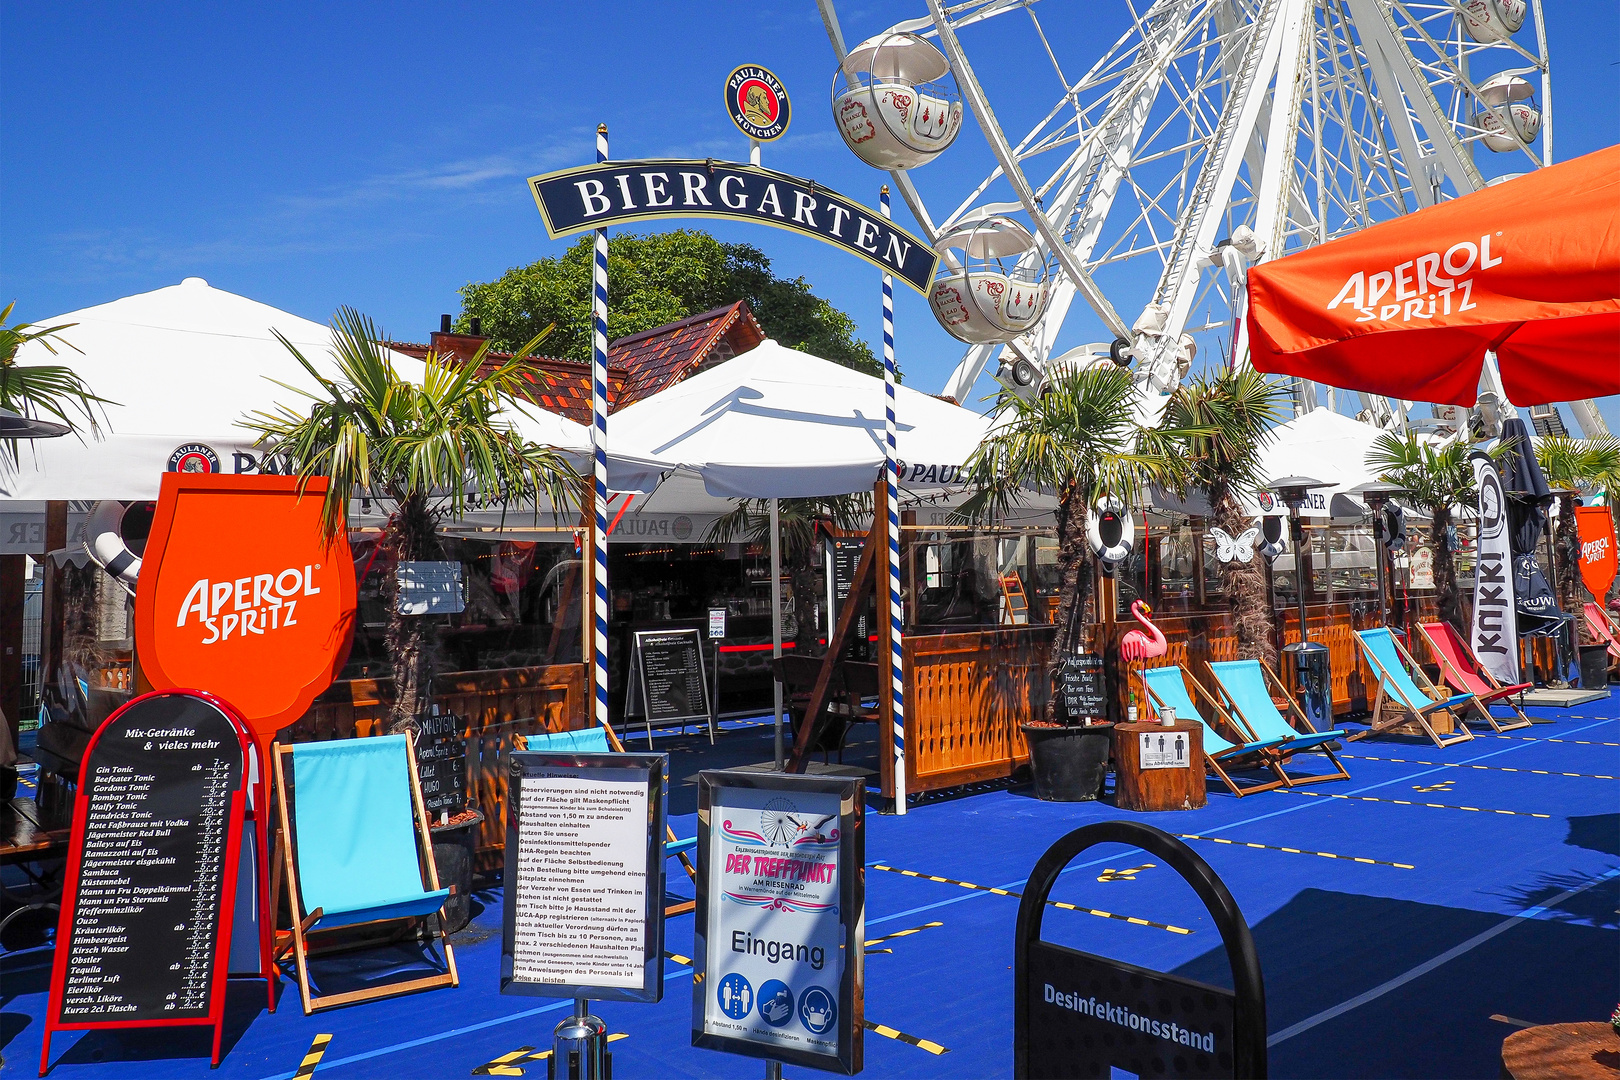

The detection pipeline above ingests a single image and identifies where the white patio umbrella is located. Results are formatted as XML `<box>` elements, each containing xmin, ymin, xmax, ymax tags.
<box><xmin>0</xmin><ymin>277</ymin><xmax>590</xmax><ymax>503</ymax></box>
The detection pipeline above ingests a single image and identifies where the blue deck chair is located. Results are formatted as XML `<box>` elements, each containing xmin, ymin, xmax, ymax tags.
<box><xmin>1354</xmin><ymin>627</ymin><xmax>1477</xmax><ymax>748</ymax></box>
<box><xmin>1207</xmin><ymin>660</ymin><xmax>1352</xmax><ymax>787</ymax></box>
<box><xmin>273</xmin><ymin>735</ymin><xmax>458</xmax><ymax>1014</ymax></box>
<box><xmin>1141</xmin><ymin>665</ymin><xmax>1293</xmax><ymax>796</ymax></box>
<box><xmin>520</xmin><ymin>721</ymin><xmax>698</xmax><ymax>913</ymax></box>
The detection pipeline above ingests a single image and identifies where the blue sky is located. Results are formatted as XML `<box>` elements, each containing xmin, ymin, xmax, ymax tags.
<box><xmin>3</xmin><ymin>1</ymin><xmax>1616</xmax><ymax>427</ymax></box>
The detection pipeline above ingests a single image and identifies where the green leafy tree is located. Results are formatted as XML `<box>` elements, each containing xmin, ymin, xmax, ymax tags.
<box><xmin>960</xmin><ymin>365</ymin><xmax>1197</xmax><ymax>723</ymax></box>
<box><xmin>1160</xmin><ymin>369</ymin><xmax>1289</xmax><ymax>667</ymax></box>
<box><xmin>242</xmin><ymin>307</ymin><xmax>580</xmax><ymax>732</ymax></box>
<box><xmin>0</xmin><ymin>301</ymin><xmax>113</xmax><ymax>466</ymax></box>
<box><xmin>1537</xmin><ymin>436</ymin><xmax>1620</xmax><ymax>638</ymax></box>
<box><xmin>1366</xmin><ymin>433</ymin><xmax>1510</xmax><ymax>632</ymax></box>
<box><xmin>457</xmin><ymin>229</ymin><xmax>880</xmax><ymax>376</ymax></box>
<box><xmin>706</xmin><ymin>495</ymin><xmax>872</xmax><ymax>654</ymax></box>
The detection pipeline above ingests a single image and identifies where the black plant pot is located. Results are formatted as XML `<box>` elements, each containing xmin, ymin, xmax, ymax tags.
<box><xmin>430</xmin><ymin>807</ymin><xmax>485</xmax><ymax>934</ymax></box>
<box><xmin>1021</xmin><ymin>723</ymin><xmax>1114</xmax><ymax>802</ymax></box>
<box><xmin>1578</xmin><ymin>644</ymin><xmax>1611</xmax><ymax>689</ymax></box>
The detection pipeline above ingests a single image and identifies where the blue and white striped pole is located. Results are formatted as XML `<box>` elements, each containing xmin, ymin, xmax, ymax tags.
<box><xmin>880</xmin><ymin>185</ymin><xmax>906</xmax><ymax>814</ymax></box>
<box><xmin>591</xmin><ymin>124</ymin><xmax>611</xmax><ymax>731</ymax></box>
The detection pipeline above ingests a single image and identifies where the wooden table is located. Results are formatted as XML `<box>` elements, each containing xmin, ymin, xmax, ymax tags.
<box><xmin>1112</xmin><ymin>721</ymin><xmax>1206</xmax><ymax>812</ymax></box>
<box><xmin>0</xmin><ymin>795</ymin><xmax>72</xmax><ymax>945</ymax></box>
<box><xmin>1500</xmin><ymin>1022</ymin><xmax>1619</xmax><ymax>1079</ymax></box>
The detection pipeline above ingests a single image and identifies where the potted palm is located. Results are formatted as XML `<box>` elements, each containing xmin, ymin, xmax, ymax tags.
<box><xmin>243</xmin><ymin>308</ymin><xmax>579</xmax><ymax>923</ymax></box>
<box><xmin>1160</xmin><ymin>369</ymin><xmax>1287</xmax><ymax>665</ymax></box>
<box><xmin>1537</xmin><ymin>436</ymin><xmax>1620</xmax><ymax>685</ymax></box>
<box><xmin>960</xmin><ymin>365</ymin><xmax>1191</xmax><ymax>800</ymax></box>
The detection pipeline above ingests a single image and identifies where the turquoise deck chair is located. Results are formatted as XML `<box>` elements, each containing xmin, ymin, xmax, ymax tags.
<box><xmin>521</xmin><ymin>722</ymin><xmax>698</xmax><ymax>909</ymax></box>
<box><xmin>1141</xmin><ymin>665</ymin><xmax>1292</xmax><ymax>796</ymax></box>
<box><xmin>274</xmin><ymin>734</ymin><xmax>458</xmax><ymax>1013</ymax></box>
<box><xmin>1207</xmin><ymin>660</ymin><xmax>1351</xmax><ymax>787</ymax></box>
<box><xmin>1354</xmin><ymin>627</ymin><xmax>1477</xmax><ymax>748</ymax></box>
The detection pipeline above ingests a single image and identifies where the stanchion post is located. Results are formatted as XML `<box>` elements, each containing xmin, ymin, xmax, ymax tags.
<box><xmin>880</xmin><ymin>185</ymin><xmax>906</xmax><ymax>814</ymax></box>
<box><xmin>590</xmin><ymin>125</ymin><xmax>611</xmax><ymax>732</ymax></box>
<box><xmin>770</xmin><ymin>498</ymin><xmax>784</xmax><ymax>769</ymax></box>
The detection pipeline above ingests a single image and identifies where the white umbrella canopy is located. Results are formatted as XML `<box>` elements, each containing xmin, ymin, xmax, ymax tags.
<box><xmin>1249</xmin><ymin>407</ymin><xmax>1395</xmax><ymax>519</ymax></box>
<box><xmin>606</xmin><ymin>338</ymin><xmax>991</xmax><ymax>498</ymax></box>
<box><xmin>0</xmin><ymin>277</ymin><xmax>590</xmax><ymax>501</ymax></box>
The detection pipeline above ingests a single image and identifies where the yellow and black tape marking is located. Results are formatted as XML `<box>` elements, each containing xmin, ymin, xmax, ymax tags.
<box><xmin>1338</xmin><ymin>753</ymin><xmax>1616</xmax><ymax>780</ymax></box>
<box><xmin>1097</xmin><ymin>863</ymin><xmax>1155</xmax><ymax>882</ymax></box>
<box><xmin>663</xmin><ymin>950</ymin><xmax>693</xmax><ymax>966</ymax></box>
<box><xmin>864</xmin><ymin>1019</ymin><xmax>950</xmax><ymax>1055</ymax></box>
<box><xmin>1476</xmin><ymin>734</ymin><xmax>1619</xmax><ymax>746</ymax></box>
<box><xmin>1177</xmin><ymin>834</ymin><xmax>1414</xmax><ymax>869</ymax></box>
<box><xmin>1412</xmin><ymin>780</ymin><xmax>1455</xmax><ymax>792</ymax></box>
<box><xmin>293</xmin><ymin>1036</ymin><xmax>332</xmax><ymax>1080</ymax></box>
<box><xmin>865</xmin><ymin>947</ymin><xmax>893</xmax><ymax>955</ymax></box>
<box><xmin>472</xmin><ymin>1035</ymin><xmax>628</xmax><ymax>1076</ymax></box>
<box><xmin>1284</xmin><ymin>790</ymin><xmax>1550</xmax><ymax>818</ymax></box>
<box><xmin>864</xmin><ymin>921</ymin><xmax>943</xmax><ymax>947</ymax></box>
<box><xmin>870</xmin><ymin>864</ymin><xmax>1192</xmax><ymax>935</ymax></box>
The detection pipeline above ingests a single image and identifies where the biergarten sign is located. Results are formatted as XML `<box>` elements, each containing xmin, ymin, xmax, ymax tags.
<box><xmin>725</xmin><ymin>64</ymin><xmax>790</xmax><ymax>142</ymax></box>
<box><xmin>528</xmin><ymin>160</ymin><xmax>938</xmax><ymax>295</ymax></box>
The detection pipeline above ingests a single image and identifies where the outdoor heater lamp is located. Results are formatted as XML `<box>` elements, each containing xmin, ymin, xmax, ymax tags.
<box><xmin>1348</xmin><ymin>480</ymin><xmax>1408</xmax><ymax>629</ymax></box>
<box><xmin>0</xmin><ymin>407</ymin><xmax>71</xmax><ymax>439</ymax></box>
<box><xmin>1267</xmin><ymin>475</ymin><xmax>1333</xmax><ymax>728</ymax></box>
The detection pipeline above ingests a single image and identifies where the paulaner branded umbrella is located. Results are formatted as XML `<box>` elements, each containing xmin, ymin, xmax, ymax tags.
<box><xmin>1246</xmin><ymin>146</ymin><xmax>1620</xmax><ymax>406</ymax></box>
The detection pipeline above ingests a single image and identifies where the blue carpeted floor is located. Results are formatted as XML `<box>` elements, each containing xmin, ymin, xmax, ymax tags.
<box><xmin>3</xmin><ymin>699</ymin><xmax>1615</xmax><ymax>1079</ymax></box>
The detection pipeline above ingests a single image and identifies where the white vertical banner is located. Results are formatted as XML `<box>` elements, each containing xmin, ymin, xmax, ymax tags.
<box><xmin>880</xmin><ymin>186</ymin><xmax>906</xmax><ymax>814</ymax></box>
<box><xmin>1470</xmin><ymin>452</ymin><xmax>1519</xmax><ymax>684</ymax></box>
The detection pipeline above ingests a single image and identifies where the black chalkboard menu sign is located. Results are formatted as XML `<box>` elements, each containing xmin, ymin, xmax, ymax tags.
<box><xmin>1058</xmin><ymin>653</ymin><xmax>1108</xmax><ymax>722</ymax></box>
<box><xmin>825</xmin><ymin>537</ymin><xmax>870</xmax><ymax>659</ymax></box>
<box><xmin>415</xmin><ymin>709</ymin><xmax>467</xmax><ymax>819</ymax></box>
<box><xmin>626</xmin><ymin>629</ymin><xmax>711</xmax><ymax>732</ymax></box>
<box><xmin>42</xmin><ymin>690</ymin><xmax>249</xmax><ymax>1071</ymax></box>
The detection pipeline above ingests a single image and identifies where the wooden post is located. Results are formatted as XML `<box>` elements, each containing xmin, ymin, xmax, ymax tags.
<box><xmin>0</xmin><ymin>555</ymin><xmax>24</xmax><ymax>739</ymax></box>
<box><xmin>38</xmin><ymin>502</ymin><xmax>68</xmax><ymax>710</ymax></box>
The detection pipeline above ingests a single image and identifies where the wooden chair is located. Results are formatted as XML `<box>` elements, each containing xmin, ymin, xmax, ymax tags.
<box><xmin>1141</xmin><ymin>666</ymin><xmax>1294</xmax><ymax>796</ymax></box>
<box><xmin>1352</xmin><ymin>628</ymin><xmax>1478</xmax><ymax>748</ymax></box>
<box><xmin>515</xmin><ymin>719</ymin><xmax>698</xmax><ymax>916</ymax></box>
<box><xmin>832</xmin><ymin>661</ymin><xmax>882</xmax><ymax>763</ymax></box>
<box><xmin>1206</xmin><ymin>660</ymin><xmax>1352</xmax><ymax>787</ymax></box>
<box><xmin>1415</xmin><ymin>621</ymin><xmax>1535</xmax><ymax>730</ymax></box>
<box><xmin>272</xmin><ymin>735</ymin><xmax>458</xmax><ymax>1014</ymax></box>
<box><xmin>771</xmin><ymin>654</ymin><xmax>850</xmax><ymax>761</ymax></box>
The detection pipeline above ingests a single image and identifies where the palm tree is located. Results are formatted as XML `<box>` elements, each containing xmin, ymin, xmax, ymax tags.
<box><xmin>1159</xmin><ymin>369</ymin><xmax>1288</xmax><ymax>667</ymax></box>
<box><xmin>242</xmin><ymin>307</ymin><xmax>580</xmax><ymax>732</ymax></box>
<box><xmin>706</xmin><ymin>495</ymin><xmax>871</xmax><ymax>653</ymax></box>
<box><xmin>1365</xmin><ymin>433</ymin><xmax>1509</xmax><ymax>632</ymax></box>
<box><xmin>1537</xmin><ymin>436</ymin><xmax>1620</xmax><ymax>639</ymax></box>
<box><xmin>0</xmin><ymin>301</ymin><xmax>113</xmax><ymax>466</ymax></box>
<box><xmin>960</xmin><ymin>364</ymin><xmax>1195</xmax><ymax>722</ymax></box>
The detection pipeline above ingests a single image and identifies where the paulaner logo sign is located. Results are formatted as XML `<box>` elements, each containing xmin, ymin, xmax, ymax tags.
<box><xmin>528</xmin><ymin>160</ymin><xmax>937</xmax><ymax>295</ymax></box>
<box><xmin>1327</xmin><ymin>232</ymin><xmax>1504</xmax><ymax>325</ymax></box>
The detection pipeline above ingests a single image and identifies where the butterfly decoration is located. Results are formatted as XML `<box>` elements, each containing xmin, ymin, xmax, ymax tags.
<box><xmin>1208</xmin><ymin>526</ymin><xmax>1260</xmax><ymax>564</ymax></box>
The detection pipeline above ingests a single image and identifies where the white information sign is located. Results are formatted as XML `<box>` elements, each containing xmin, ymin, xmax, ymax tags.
<box><xmin>511</xmin><ymin>765</ymin><xmax>651</xmax><ymax>989</ymax></box>
<box><xmin>703</xmin><ymin>786</ymin><xmax>846</xmax><ymax>1059</ymax></box>
<box><xmin>709</xmin><ymin>608</ymin><xmax>727</xmax><ymax>639</ymax></box>
<box><xmin>1138</xmin><ymin>730</ymin><xmax>1191</xmax><ymax>770</ymax></box>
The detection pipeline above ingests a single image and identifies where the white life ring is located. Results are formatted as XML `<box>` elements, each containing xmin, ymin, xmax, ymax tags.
<box><xmin>1257</xmin><ymin>515</ymin><xmax>1287</xmax><ymax>561</ymax></box>
<box><xmin>84</xmin><ymin>500</ymin><xmax>141</xmax><ymax>596</ymax></box>
<box><xmin>1086</xmin><ymin>496</ymin><xmax>1134</xmax><ymax>563</ymax></box>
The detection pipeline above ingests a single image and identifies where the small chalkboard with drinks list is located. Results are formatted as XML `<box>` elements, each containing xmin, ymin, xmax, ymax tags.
<box><xmin>415</xmin><ymin>709</ymin><xmax>467</xmax><ymax>819</ymax></box>
<box><xmin>42</xmin><ymin>690</ymin><xmax>250</xmax><ymax>1072</ymax></box>
<box><xmin>1058</xmin><ymin>653</ymin><xmax>1108</xmax><ymax>722</ymax></box>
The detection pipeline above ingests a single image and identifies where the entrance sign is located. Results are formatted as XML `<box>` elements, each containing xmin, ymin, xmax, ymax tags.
<box><xmin>1015</xmin><ymin>821</ymin><xmax>1265</xmax><ymax>1080</ymax></box>
<box><xmin>134</xmin><ymin>473</ymin><xmax>356</xmax><ymax>742</ymax></box>
<box><xmin>693</xmin><ymin>770</ymin><xmax>863</xmax><ymax>1074</ymax></box>
<box><xmin>1468</xmin><ymin>453</ymin><xmax>1519</xmax><ymax>684</ymax></box>
<box><xmin>726</xmin><ymin>65</ymin><xmax>791</xmax><ymax>142</ymax></box>
<box><xmin>709</xmin><ymin>608</ymin><xmax>728</xmax><ymax>639</ymax></box>
<box><xmin>626</xmin><ymin>629</ymin><xmax>714</xmax><ymax>737</ymax></box>
<box><xmin>501</xmin><ymin>751</ymin><xmax>666</xmax><ymax>1003</ymax></box>
<box><xmin>42</xmin><ymin>691</ymin><xmax>251</xmax><ymax>1072</ymax></box>
<box><xmin>528</xmin><ymin>160</ymin><xmax>938</xmax><ymax>295</ymax></box>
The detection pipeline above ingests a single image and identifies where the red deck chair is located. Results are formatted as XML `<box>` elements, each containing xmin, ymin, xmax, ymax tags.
<box><xmin>1416</xmin><ymin>622</ymin><xmax>1534</xmax><ymax>731</ymax></box>
<box><xmin>1584</xmin><ymin>603</ymin><xmax>1620</xmax><ymax>676</ymax></box>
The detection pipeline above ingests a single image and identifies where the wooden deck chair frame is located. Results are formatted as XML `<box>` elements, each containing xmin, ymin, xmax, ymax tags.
<box><xmin>1144</xmin><ymin>666</ymin><xmax>1291</xmax><ymax>797</ymax></box>
<box><xmin>516</xmin><ymin>719</ymin><xmax>699</xmax><ymax>918</ymax></box>
<box><xmin>1585</xmin><ymin>602</ymin><xmax>1620</xmax><ymax>674</ymax></box>
<box><xmin>1414</xmin><ymin>622</ymin><xmax>1534</xmax><ymax>732</ymax></box>
<box><xmin>271</xmin><ymin>737</ymin><xmax>459</xmax><ymax>1014</ymax></box>
<box><xmin>1352</xmin><ymin>631</ymin><xmax>1476</xmax><ymax>748</ymax></box>
<box><xmin>1207</xmin><ymin>660</ymin><xmax>1353</xmax><ymax>788</ymax></box>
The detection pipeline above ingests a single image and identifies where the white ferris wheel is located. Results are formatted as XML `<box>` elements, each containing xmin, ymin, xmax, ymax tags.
<box><xmin>816</xmin><ymin>0</ymin><xmax>1606</xmax><ymax>439</ymax></box>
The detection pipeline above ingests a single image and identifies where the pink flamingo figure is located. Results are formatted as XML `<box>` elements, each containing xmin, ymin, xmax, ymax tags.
<box><xmin>1119</xmin><ymin>601</ymin><xmax>1168</xmax><ymax>717</ymax></box>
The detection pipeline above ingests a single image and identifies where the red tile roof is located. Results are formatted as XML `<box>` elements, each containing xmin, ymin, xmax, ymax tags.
<box><xmin>385</xmin><ymin>301</ymin><xmax>765</xmax><ymax>424</ymax></box>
